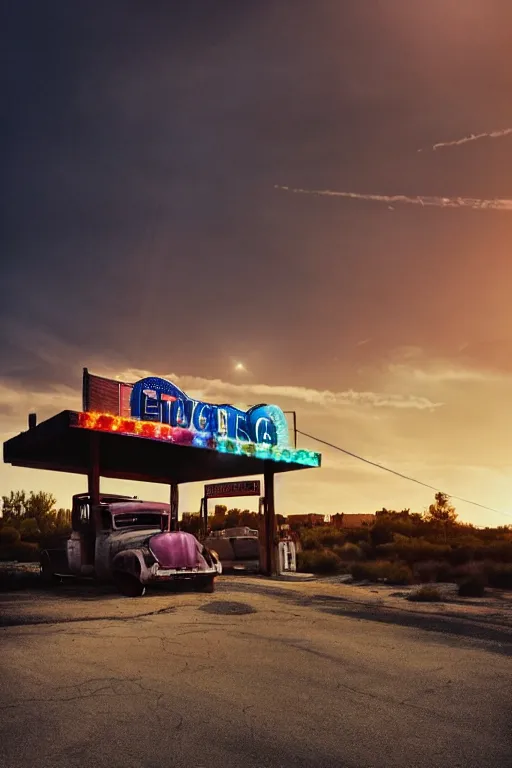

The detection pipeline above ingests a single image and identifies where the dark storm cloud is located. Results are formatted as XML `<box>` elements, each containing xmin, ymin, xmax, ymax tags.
<box><xmin>2</xmin><ymin>1</ymin><xmax>512</xmax><ymax>394</ymax></box>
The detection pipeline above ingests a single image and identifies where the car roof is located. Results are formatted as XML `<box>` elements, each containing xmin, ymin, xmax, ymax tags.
<box><xmin>107</xmin><ymin>501</ymin><xmax>171</xmax><ymax>514</ymax></box>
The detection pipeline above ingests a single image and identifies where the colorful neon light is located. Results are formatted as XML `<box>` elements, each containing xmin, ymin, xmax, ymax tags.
<box><xmin>75</xmin><ymin>411</ymin><xmax>320</xmax><ymax>468</ymax></box>
<box><xmin>129</xmin><ymin>376</ymin><xmax>290</xmax><ymax>448</ymax></box>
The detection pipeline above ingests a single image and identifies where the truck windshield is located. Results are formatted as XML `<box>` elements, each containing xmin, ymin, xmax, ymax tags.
<box><xmin>113</xmin><ymin>512</ymin><xmax>165</xmax><ymax>529</ymax></box>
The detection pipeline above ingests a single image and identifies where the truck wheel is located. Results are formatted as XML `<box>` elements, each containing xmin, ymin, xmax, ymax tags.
<box><xmin>195</xmin><ymin>576</ymin><xmax>215</xmax><ymax>594</ymax></box>
<box><xmin>113</xmin><ymin>571</ymin><xmax>146</xmax><ymax>597</ymax></box>
<box><xmin>40</xmin><ymin>554</ymin><xmax>58</xmax><ymax>586</ymax></box>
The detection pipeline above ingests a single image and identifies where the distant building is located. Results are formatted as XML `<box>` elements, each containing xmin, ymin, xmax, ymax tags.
<box><xmin>287</xmin><ymin>513</ymin><xmax>325</xmax><ymax>526</ymax></box>
<box><xmin>331</xmin><ymin>513</ymin><xmax>375</xmax><ymax>529</ymax></box>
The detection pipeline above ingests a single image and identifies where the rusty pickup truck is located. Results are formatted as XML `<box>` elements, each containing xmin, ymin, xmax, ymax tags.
<box><xmin>40</xmin><ymin>493</ymin><xmax>221</xmax><ymax>596</ymax></box>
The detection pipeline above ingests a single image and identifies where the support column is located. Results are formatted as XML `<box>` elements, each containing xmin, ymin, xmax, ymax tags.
<box><xmin>264</xmin><ymin>464</ymin><xmax>277</xmax><ymax>576</ymax></box>
<box><xmin>87</xmin><ymin>434</ymin><xmax>101</xmax><ymax>564</ymax></box>
<box><xmin>88</xmin><ymin>433</ymin><xmax>100</xmax><ymax>509</ymax></box>
<box><xmin>170</xmin><ymin>483</ymin><xmax>179</xmax><ymax>531</ymax></box>
<box><xmin>203</xmin><ymin>496</ymin><xmax>209</xmax><ymax>538</ymax></box>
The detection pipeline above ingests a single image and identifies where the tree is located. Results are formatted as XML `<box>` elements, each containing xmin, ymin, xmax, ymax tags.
<box><xmin>55</xmin><ymin>508</ymin><xmax>72</xmax><ymax>530</ymax></box>
<box><xmin>226</xmin><ymin>508</ymin><xmax>242</xmax><ymax>528</ymax></box>
<box><xmin>0</xmin><ymin>526</ymin><xmax>21</xmax><ymax>546</ymax></box>
<box><xmin>25</xmin><ymin>491</ymin><xmax>57</xmax><ymax>535</ymax></box>
<box><xmin>1</xmin><ymin>491</ymin><xmax>27</xmax><ymax>519</ymax></box>
<box><xmin>424</xmin><ymin>492</ymin><xmax>457</xmax><ymax>542</ymax></box>
<box><xmin>19</xmin><ymin>517</ymin><xmax>41</xmax><ymax>541</ymax></box>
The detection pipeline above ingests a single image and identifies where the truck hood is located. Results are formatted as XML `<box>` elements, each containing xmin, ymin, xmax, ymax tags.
<box><xmin>110</xmin><ymin>529</ymin><xmax>204</xmax><ymax>569</ymax></box>
<box><xmin>149</xmin><ymin>532</ymin><xmax>202</xmax><ymax>569</ymax></box>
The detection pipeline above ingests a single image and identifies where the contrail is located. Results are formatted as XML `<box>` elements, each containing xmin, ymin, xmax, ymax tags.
<box><xmin>419</xmin><ymin>128</ymin><xmax>512</xmax><ymax>151</ymax></box>
<box><xmin>275</xmin><ymin>185</ymin><xmax>512</xmax><ymax>211</ymax></box>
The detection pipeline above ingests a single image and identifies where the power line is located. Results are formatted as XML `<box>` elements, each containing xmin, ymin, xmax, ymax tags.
<box><xmin>297</xmin><ymin>429</ymin><xmax>512</xmax><ymax>519</ymax></box>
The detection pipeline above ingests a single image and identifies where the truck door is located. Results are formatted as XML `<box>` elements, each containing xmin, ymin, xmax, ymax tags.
<box><xmin>67</xmin><ymin>497</ymin><xmax>95</xmax><ymax>575</ymax></box>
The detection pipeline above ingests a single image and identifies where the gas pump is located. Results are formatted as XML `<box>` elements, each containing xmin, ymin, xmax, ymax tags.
<box><xmin>278</xmin><ymin>524</ymin><xmax>297</xmax><ymax>573</ymax></box>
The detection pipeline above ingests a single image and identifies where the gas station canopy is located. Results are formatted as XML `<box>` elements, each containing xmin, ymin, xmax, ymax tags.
<box><xmin>3</xmin><ymin>408</ymin><xmax>319</xmax><ymax>485</ymax></box>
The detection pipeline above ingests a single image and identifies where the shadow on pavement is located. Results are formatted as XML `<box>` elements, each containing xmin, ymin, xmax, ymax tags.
<box><xmin>221</xmin><ymin>580</ymin><xmax>512</xmax><ymax>656</ymax></box>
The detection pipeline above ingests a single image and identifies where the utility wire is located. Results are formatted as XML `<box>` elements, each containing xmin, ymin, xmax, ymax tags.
<box><xmin>297</xmin><ymin>429</ymin><xmax>512</xmax><ymax>519</ymax></box>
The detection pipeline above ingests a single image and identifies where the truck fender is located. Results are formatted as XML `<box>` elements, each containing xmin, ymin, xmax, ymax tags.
<box><xmin>111</xmin><ymin>549</ymin><xmax>146</xmax><ymax>578</ymax></box>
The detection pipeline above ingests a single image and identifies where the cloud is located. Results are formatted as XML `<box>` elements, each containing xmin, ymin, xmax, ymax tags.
<box><xmin>387</xmin><ymin>363</ymin><xmax>504</xmax><ymax>384</ymax></box>
<box><xmin>275</xmin><ymin>185</ymin><xmax>512</xmax><ymax>212</ymax></box>
<box><xmin>419</xmin><ymin>128</ymin><xmax>512</xmax><ymax>152</ymax></box>
<box><xmin>0</xmin><ymin>366</ymin><xmax>441</xmax><ymax>442</ymax></box>
<box><xmin>111</xmin><ymin>368</ymin><xmax>442</xmax><ymax>411</ymax></box>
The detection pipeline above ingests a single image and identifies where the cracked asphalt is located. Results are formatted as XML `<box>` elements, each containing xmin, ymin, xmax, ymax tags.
<box><xmin>1</xmin><ymin>576</ymin><xmax>511</xmax><ymax>768</ymax></box>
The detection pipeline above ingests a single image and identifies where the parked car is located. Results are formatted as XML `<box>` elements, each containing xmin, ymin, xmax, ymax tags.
<box><xmin>203</xmin><ymin>527</ymin><xmax>260</xmax><ymax>573</ymax></box>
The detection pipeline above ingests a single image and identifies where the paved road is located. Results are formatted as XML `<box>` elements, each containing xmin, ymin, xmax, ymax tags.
<box><xmin>1</xmin><ymin>577</ymin><xmax>510</xmax><ymax>768</ymax></box>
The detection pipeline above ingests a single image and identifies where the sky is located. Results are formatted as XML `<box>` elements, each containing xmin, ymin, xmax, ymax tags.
<box><xmin>2</xmin><ymin>1</ymin><xmax>512</xmax><ymax>526</ymax></box>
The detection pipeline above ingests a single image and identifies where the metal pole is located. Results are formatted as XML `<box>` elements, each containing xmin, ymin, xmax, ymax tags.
<box><xmin>170</xmin><ymin>484</ymin><xmax>179</xmax><ymax>531</ymax></box>
<box><xmin>203</xmin><ymin>496</ymin><xmax>209</xmax><ymax>537</ymax></box>
<box><xmin>82</xmin><ymin>368</ymin><xmax>90</xmax><ymax>412</ymax></box>
<box><xmin>88</xmin><ymin>433</ymin><xmax>100</xmax><ymax>509</ymax></box>
<box><xmin>264</xmin><ymin>464</ymin><xmax>277</xmax><ymax>576</ymax></box>
<box><xmin>283</xmin><ymin>411</ymin><xmax>297</xmax><ymax>448</ymax></box>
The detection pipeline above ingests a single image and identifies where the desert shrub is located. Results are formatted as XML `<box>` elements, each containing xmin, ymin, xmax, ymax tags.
<box><xmin>297</xmin><ymin>549</ymin><xmax>342</xmax><ymax>575</ymax></box>
<box><xmin>344</xmin><ymin>529</ymin><xmax>371</xmax><ymax>545</ymax></box>
<box><xmin>413</xmin><ymin>560</ymin><xmax>447</xmax><ymax>583</ymax></box>
<box><xmin>458</xmin><ymin>576</ymin><xmax>486</xmax><ymax>597</ymax></box>
<box><xmin>392</xmin><ymin>536</ymin><xmax>450</xmax><ymax>565</ymax></box>
<box><xmin>484</xmin><ymin>541</ymin><xmax>512</xmax><ymax>562</ymax></box>
<box><xmin>299</xmin><ymin>527</ymin><xmax>346</xmax><ymax>551</ymax></box>
<box><xmin>408</xmin><ymin>586</ymin><xmax>442</xmax><ymax>602</ymax></box>
<box><xmin>370</xmin><ymin>524</ymin><xmax>394</xmax><ymax>547</ymax></box>
<box><xmin>350</xmin><ymin>560</ymin><xmax>413</xmax><ymax>585</ymax></box>
<box><xmin>19</xmin><ymin>517</ymin><xmax>41</xmax><ymax>542</ymax></box>
<box><xmin>375</xmin><ymin>542</ymin><xmax>397</xmax><ymax>560</ymax></box>
<box><xmin>447</xmin><ymin>546</ymin><xmax>474</xmax><ymax>566</ymax></box>
<box><xmin>485</xmin><ymin>562</ymin><xmax>512</xmax><ymax>589</ymax></box>
<box><xmin>333</xmin><ymin>542</ymin><xmax>363</xmax><ymax>562</ymax></box>
<box><xmin>0</xmin><ymin>541</ymin><xmax>39</xmax><ymax>562</ymax></box>
<box><xmin>450</xmin><ymin>562</ymin><xmax>486</xmax><ymax>582</ymax></box>
<box><xmin>0</xmin><ymin>526</ymin><xmax>21</xmax><ymax>547</ymax></box>
<box><xmin>356</xmin><ymin>540</ymin><xmax>372</xmax><ymax>557</ymax></box>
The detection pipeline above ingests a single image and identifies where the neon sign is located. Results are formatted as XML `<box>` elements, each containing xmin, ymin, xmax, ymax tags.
<box><xmin>77</xmin><ymin>374</ymin><xmax>321</xmax><ymax>468</ymax></box>
<box><xmin>130</xmin><ymin>377</ymin><xmax>290</xmax><ymax>448</ymax></box>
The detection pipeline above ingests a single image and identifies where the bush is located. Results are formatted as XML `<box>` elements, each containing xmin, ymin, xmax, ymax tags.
<box><xmin>0</xmin><ymin>541</ymin><xmax>40</xmax><ymax>562</ymax></box>
<box><xmin>19</xmin><ymin>517</ymin><xmax>41</xmax><ymax>542</ymax></box>
<box><xmin>332</xmin><ymin>543</ymin><xmax>363</xmax><ymax>562</ymax></box>
<box><xmin>451</xmin><ymin>562</ymin><xmax>486</xmax><ymax>581</ymax></box>
<box><xmin>485</xmin><ymin>562</ymin><xmax>512</xmax><ymax>589</ymax></box>
<box><xmin>344</xmin><ymin>529</ymin><xmax>370</xmax><ymax>545</ymax></box>
<box><xmin>392</xmin><ymin>536</ymin><xmax>450</xmax><ymax>565</ymax></box>
<box><xmin>458</xmin><ymin>576</ymin><xmax>486</xmax><ymax>597</ymax></box>
<box><xmin>297</xmin><ymin>549</ymin><xmax>342</xmax><ymax>575</ymax></box>
<box><xmin>447</xmin><ymin>546</ymin><xmax>474</xmax><ymax>566</ymax></box>
<box><xmin>0</xmin><ymin>526</ymin><xmax>21</xmax><ymax>547</ymax></box>
<box><xmin>300</xmin><ymin>528</ymin><xmax>346</xmax><ymax>551</ymax></box>
<box><xmin>408</xmin><ymin>586</ymin><xmax>442</xmax><ymax>602</ymax></box>
<box><xmin>413</xmin><ymin>560</ymin><xmax>452</xmax><ymax>583</ymax></box>
<box><xmin>350</xmin><ymin>560</ymin><xmax>413</xmax><ymax>585</ymax></box>
<box><xmin>370</xmin><ymin>524</ymin><xmax>394</xmax><ymax>547</ymax></box>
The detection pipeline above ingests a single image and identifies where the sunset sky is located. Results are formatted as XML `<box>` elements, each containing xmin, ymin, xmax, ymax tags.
<box><xmin>2</xmin><ymin>1</ymin><xmax>512</xmax><ymax>526</ymax></box>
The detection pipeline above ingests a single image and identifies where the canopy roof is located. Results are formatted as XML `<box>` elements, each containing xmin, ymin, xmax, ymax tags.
<box><xmin>3</xmin><ymin>410</ymin><xmax>320</xmax><ymax>484</ymax></box>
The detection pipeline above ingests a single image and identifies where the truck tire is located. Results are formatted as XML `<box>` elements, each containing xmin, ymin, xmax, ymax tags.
<box><xmin>113</xmin><ymin>571</ymin><xmax>146</xmax><ymax>597</ymax></box>
<box><xmin>40</xmin><ymin>553</ymin><xmax>59</xmax><ymax>586</ymax></box>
